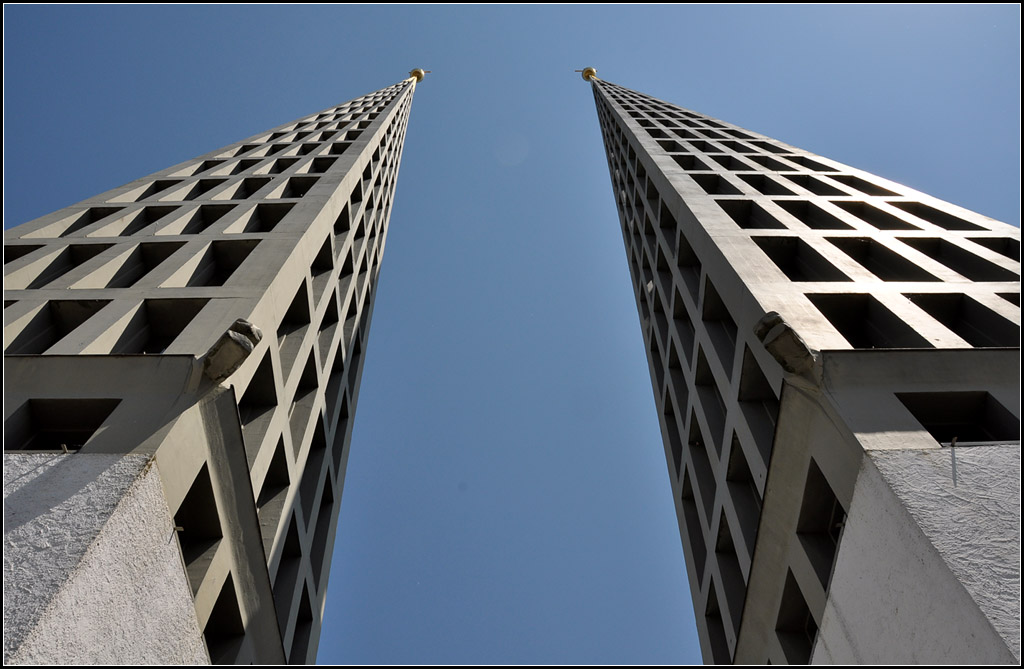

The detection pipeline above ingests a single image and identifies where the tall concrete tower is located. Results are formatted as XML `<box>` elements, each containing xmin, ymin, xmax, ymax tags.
<box><xmin>586</xmin><ymin>73</ymin><xmax>1020</xmax><ymax>664</ymax></box>
<box><xmin>3</xmin><ymin>73</ymin><xmax>421</xmax><ymax>664</ymax></box>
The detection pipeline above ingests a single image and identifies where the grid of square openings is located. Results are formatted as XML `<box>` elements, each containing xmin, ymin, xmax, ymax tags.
<box><xmin>230</xmin><ymin>92</ymin><xmax>411</xmax><ymax>662</ymax></box>
<box><xmin>596</xmin><ymin>83</ymin><xmax>783</xmax><ymax>661</ymax></box>
<box><xmin>595</xmin><ymin>83</ymin><xmax>1020</xmax><ymax>353</ymax></box>
<box><xmin>3</xmin><ymin>84</ymin><xmax>413</xmax><ymax>364</ymax></box>
<box><xmin>170</xmin><ymin>86</ymin><xmax>413</xmax><ymax>665</ymax></box>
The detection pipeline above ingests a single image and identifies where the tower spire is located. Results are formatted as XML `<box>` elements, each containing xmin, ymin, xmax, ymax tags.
<box><xmin>3</xmin><ymin>78</ymin><xmax>418</xmax><ymax>664</ymax></box>
<box><xmin>589</xmin><ymin>78</ymin><xmax>1020</xmax><ymax>665</ymax></box>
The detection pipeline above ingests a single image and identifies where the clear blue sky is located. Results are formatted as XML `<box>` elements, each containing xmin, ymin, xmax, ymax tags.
<box><xmin>4</xmin><ymin>5</ymin><xmax>1020</xmax><ymax>664</ymax></box>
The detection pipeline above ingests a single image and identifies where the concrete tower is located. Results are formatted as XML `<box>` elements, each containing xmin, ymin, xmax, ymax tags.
<box><xmin>586</xmin><ymin>73</ymin><xmax>1020</xmax><ymax>664</ymax></box>
<box><xmin>3</xmin><ymin>74</ymin><xmax>419</xmax><ymax>664</ymax></box>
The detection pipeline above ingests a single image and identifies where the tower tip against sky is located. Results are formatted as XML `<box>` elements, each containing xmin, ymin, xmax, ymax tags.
<box><xmin>588</xmin><ymin>77</ymin><xmax>1020</xmax><ymax>665</ymax></box>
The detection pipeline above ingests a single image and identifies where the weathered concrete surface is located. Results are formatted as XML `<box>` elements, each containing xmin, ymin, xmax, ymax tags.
<box><xmin>813</xmin><ymin>445</ymin><xmax>1019</xmax><ymax>664</ymax></box>
<box><xmin>3</xmin><ymin>453</ymin><xmax>207</xmax><ymax>664</ymax></box>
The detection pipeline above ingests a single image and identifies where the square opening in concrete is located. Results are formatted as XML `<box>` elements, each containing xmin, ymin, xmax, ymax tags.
<box><xmin>21</xmin><ymin>244</ymin><xmax>113</xmax><ymax>289</ymax></box>
<box><xmin>306</xmin><ymin>157</ymin><xmax>338</xmax><ymax>174</ymax></box>
<box><xmin>905</xmin><ymin>293</ymin><xmax>1019</xmax><ymax>347</ymax></box>
<box><xmin>672</xmin><ymin>286</ymin><xmax>697</xmax><ymax>366</ymax></box>
<box><xmin>694</xmin><ymin>348</ymin><xmax>728</xmax><ymax>454</ymax></box>
<box><xmin>781</xmin><ymin>174</ymin><xmax>846</xmax><ymax>196</ymax></box>
<box><xmin>4</xmin><ymin>398</ymin><xmax>121</xmax><ymax>452</ymax></box>
<box><xmin>108</xmin><ymin>298</ymin><xmax>209</xmax><ymax>354</ymax></box>
<box><xmin>749</xmin><ymin>140</ymin><xmax>787</xmax><ymax>155</ymax></box>
<box><xmin>272</xmin><ymin>516</ymin><xmax>302</xmax><ymax>636</ymax></box>
<box><xmin>688</xmin><ymin>407</ymin><xmax>719</xmax><ymax>521</ymax></box>
<box><xmin>775</xmin><ymin>200</ymin><xmax>852</xmax><ymax>230</ymax></box>
<box><xmin>704</xmin><ymin>580</ymin><xmax>733</xmax><ymax>664</ymax></box>
<box><xmin>203</xmin><ymin>575</ymin><xmax>245</xmax><ymax>664</ymax></box>
<box><xmin>796</xmin><ymin>459</ymin><xmax>846</xmax><ymax>590</ymax></box>
<box><xmin>676</xmin><ymin>230</ymin><xmax>703</xmax><ymax>304</ymax></box>
<box><xmin>896</xmin><ymin>391</ymin><xmax>1019</xmax><ymax>445</ymax></box>
<box><xmin>174</xmin><ymin>464</ymin><xmax>223</xmax><ymax>594</ymax></box>
<box><xmin>165</xmin><ymin>240</ymin><xmax>259</xmax><ymax>287</ymax></box>
<box><xmin>309</xmin><ymin>479</ymin><xmax>335</xmax><ymax>591</ymax></box>
<box><xmin>175</xmin><ymin>178</ymin><xmax>227</xmax><ymax>202</ymax></box>
<box><xmin>328</xmin><ymin>142</ymin><xmax>352</xmax><ymax>156</ymax></box>
<box><xmin>288</xmin><ymin>352</ymin><xmax>320</xmax><ymax>457</ymax></box>
<box><xmin>289</xmin><ymin>586</ymin><xmax>315</xmax><ymax>664</ymax></box>
<box><xmin>775</xmin><ymin>570</ymin><xmax>818</xmax><ymax>665</ymax></box>
<box><xmin>737</xmin><ymin>173</ymin><xmax>796</xmax><ymax>196</ymax></box>
<box><xmin>273</xmin><ymin>177</ymin><xmax>319</xmax><ymax>200</ymax></box>
<box><xmin>780</xmin><ymin>154</ymin><xmax>835</xmax><ymax>172</ymax></box>
<box><xmin>128</xmin><ymin>179</ymin><xmax>182</xmax><ymax>201</ymax></box>
<box><xmin>671</xmin><ymin>154</ymin><xmax>713</xmax><ymax>171</ymax></box>
<box><xmin>311</xmin><ymin>236</ymin><xmax>335</xmax><ymax>301</ymax></box>
<box><xmin>237</xmin><ymin>352</ymin><xmax>279</xmax><ymax>463</ymax></box>
<box><xmin>726</xmin><ymin>434</ymin><xmax>762</xmax><ymax>555</ymax></box>
<box><xmin>691</xmin><ymin>173</ymin><xmax>742</xmax><ymax>196</ymax></box>
<box><xmin>161</xmin><ymin>204</ymin><xmax>235</xmax><ymax>235</ymax></box>
<box><xmin>828</xmin><ymin>174</ymin><xmax>897</xmax><ymax>197</ymax></box>
<box><xmin>720</xmin><ymin>139</ymin><xmax>759</xmax><ymax>155</ymax></box>
<box><xmin>228</xmin><ymin>158</ymin><xmax>262</xmax><ymax>175</ymax></box>
<box><xmin>5</xmin><ymin>299</ymin><xmax>111</xmax><ymax>355</ymax></box>
<box><xmin>716</xmin><ymin>200</ymin><xmax>786</xmax><ymax>230</ymax></box>
<box><xmin>317</xmin><ymin>291</ymin><xmax>341</xmax><ymax>366</ymax></box>
<box><xmin>298</xmin><ymin>416</ymin><xmax>327</xmax><ymax>527</ymax></box>
<box><xmin>232</xmin><ymin>203</ymin><xmax>295</xmax><ymax>233</ymax></box>
<box><xmin>24</xmin><ymin>207</ymin><xmax>124</xmax><ymax>239</ymax></box>
<box><xmin>268</xmin><ymin>157</ymin><xmax>299</xmax><ymax>174</ymax></box>
<box><xmin>702</xmin><ymin>278</ymin><xmax>739</xmax><ymax>378</ymax></box>
<box><xmin>278</xmin><ymin>280</ymin><xmax>312</xmax><ymax>382</ymax></box>
<box><xmin>330</xmin><ymin>395</ymin><xmax>350</xmax><ymax>474</ymax></box>
<box><xmin>681</xmin><ymin>471</ymin><xmax>708</xmax><ymax>588</ymax></box>
<box><xmin>832</xmin><ymin>201</ymin><xmax>918</xmax><ymax>230</ymax></box>
<box><xmin>745</xmin><ymin>154</ymin><xmax>794</xmax><ymax>171</ymax></box>
<box><xmin>663</xmin><ymin>383</ymin><xmax>685</xmax><ymax>478</ymax></box>
<box><xmin>715</xmin><ymin>514</ymin><xmax>747</xmax><ymax>637</ymax></box>
<box><xmin>828</xmin><ymin>237</ymin><xmax>939</xmax><ymax>281</ymax></box>
<box><xmin>228</xmin><ymin>177</ymin><xmax>272</xmax><ymax>200</ymax></box>
<box><xmin>709</xmin><ymin>154</ymin><xmax>756</xmax><ymax>171</ymax></box>
<box><xmin>899</xmin><ymin>237</ymin><xmax>1019</xmax><ymax>282</ymax></box>
<box><xmin>890</xmin><ymin>201</ymin><xmax>985</xmax><ymax>231</ymax></box>
<box><xmin>4</xmin><ymin>244</ymin><xmax>43</xmax><ymax>264</ymax></box>
<box><xmin>807</xmin><ymin>293</ymin><xmax>933</xmax><ymax>349</ymax></box>
<box><xmin>87</xmin><ymin>205</ymin><xmax>179</xmax><ymax>237</ymax></box>
<box><xmin>753</xmin><ymin>236</ymin><xmax>851</xmax><ymax>282</ymax></box>
<box><xmin>256</xmin><ymin>438</ymin><xmax>291</xmax><ymax>556</ymax></box>
<box><xmin>737</xmin><ymin>347</ymin><xmax>780</xmax><ymax>465</ymax></box>
<box><xmin>966</xmin><ymin>237</ymin><xmax>1020</xmax><ymax>262</ymax></box>
<box><xmin>77</xmin><ymin>242</ymin><xmax>185</xmax><ymax>289</ymax></box>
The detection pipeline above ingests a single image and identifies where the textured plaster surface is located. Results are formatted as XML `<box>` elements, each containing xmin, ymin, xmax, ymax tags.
<box><xmin>872</xmin><ymin>445</ymin><xmax>1021</xmax><ymax>659</ymax></box>
<box><xmin>3</xmin><ymin>453</ymin><xmax>208</xmax><ymax>664</ymax></box>
<box><xmin>813</xmin><ymin>446</ymin><xmax>1019</xmax><ymax>664</ymax></box>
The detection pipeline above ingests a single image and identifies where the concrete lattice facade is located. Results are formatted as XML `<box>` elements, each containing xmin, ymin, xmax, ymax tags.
<box><xmin>589</xmin><ymin>77</ymin><xmax>1020</xmax><ymax>664</ymax></box>
<box><xmin>4</xmin><ymin>77</ymin><xmax>416</xmax><ymax>664</ymax></box>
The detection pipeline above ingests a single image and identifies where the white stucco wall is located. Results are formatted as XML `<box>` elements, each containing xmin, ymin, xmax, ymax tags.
<box><xmin>813</xmin><ymin>445</ymin><xmax>1019</xmax><ymax>664</ymax></box>
<box><xmin>3</xmin><ymin>453</ymin><xmax>208</xmax><ymax>664</ymax></box>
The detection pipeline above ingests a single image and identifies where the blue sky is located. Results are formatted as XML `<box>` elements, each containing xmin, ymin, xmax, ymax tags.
<box><xmin>4</xmin><ymin>5</ymin><xmax>1020</xmax><ymax>664</ymax></box>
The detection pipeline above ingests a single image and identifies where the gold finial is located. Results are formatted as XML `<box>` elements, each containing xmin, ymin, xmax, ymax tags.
<box><xmin>409</xmin><ymin>69</ymin><xmax>431</xmax><ymax>82</ymax></box>
<box><xmin>575</xmin><ymin>67</ymin><xmax>598</xmax><ymax>81</ymax></box>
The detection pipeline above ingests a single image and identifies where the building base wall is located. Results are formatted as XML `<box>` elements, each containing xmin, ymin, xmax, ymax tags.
<box><xmin>3</xmin><ymin>453</ymin><xmax>208</xmax><ymax>665</ymax></box>
<box><xmin>813</xmin><ymin>446</ymin><xmax>1019</xmax><ymax>664</ymax></box>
